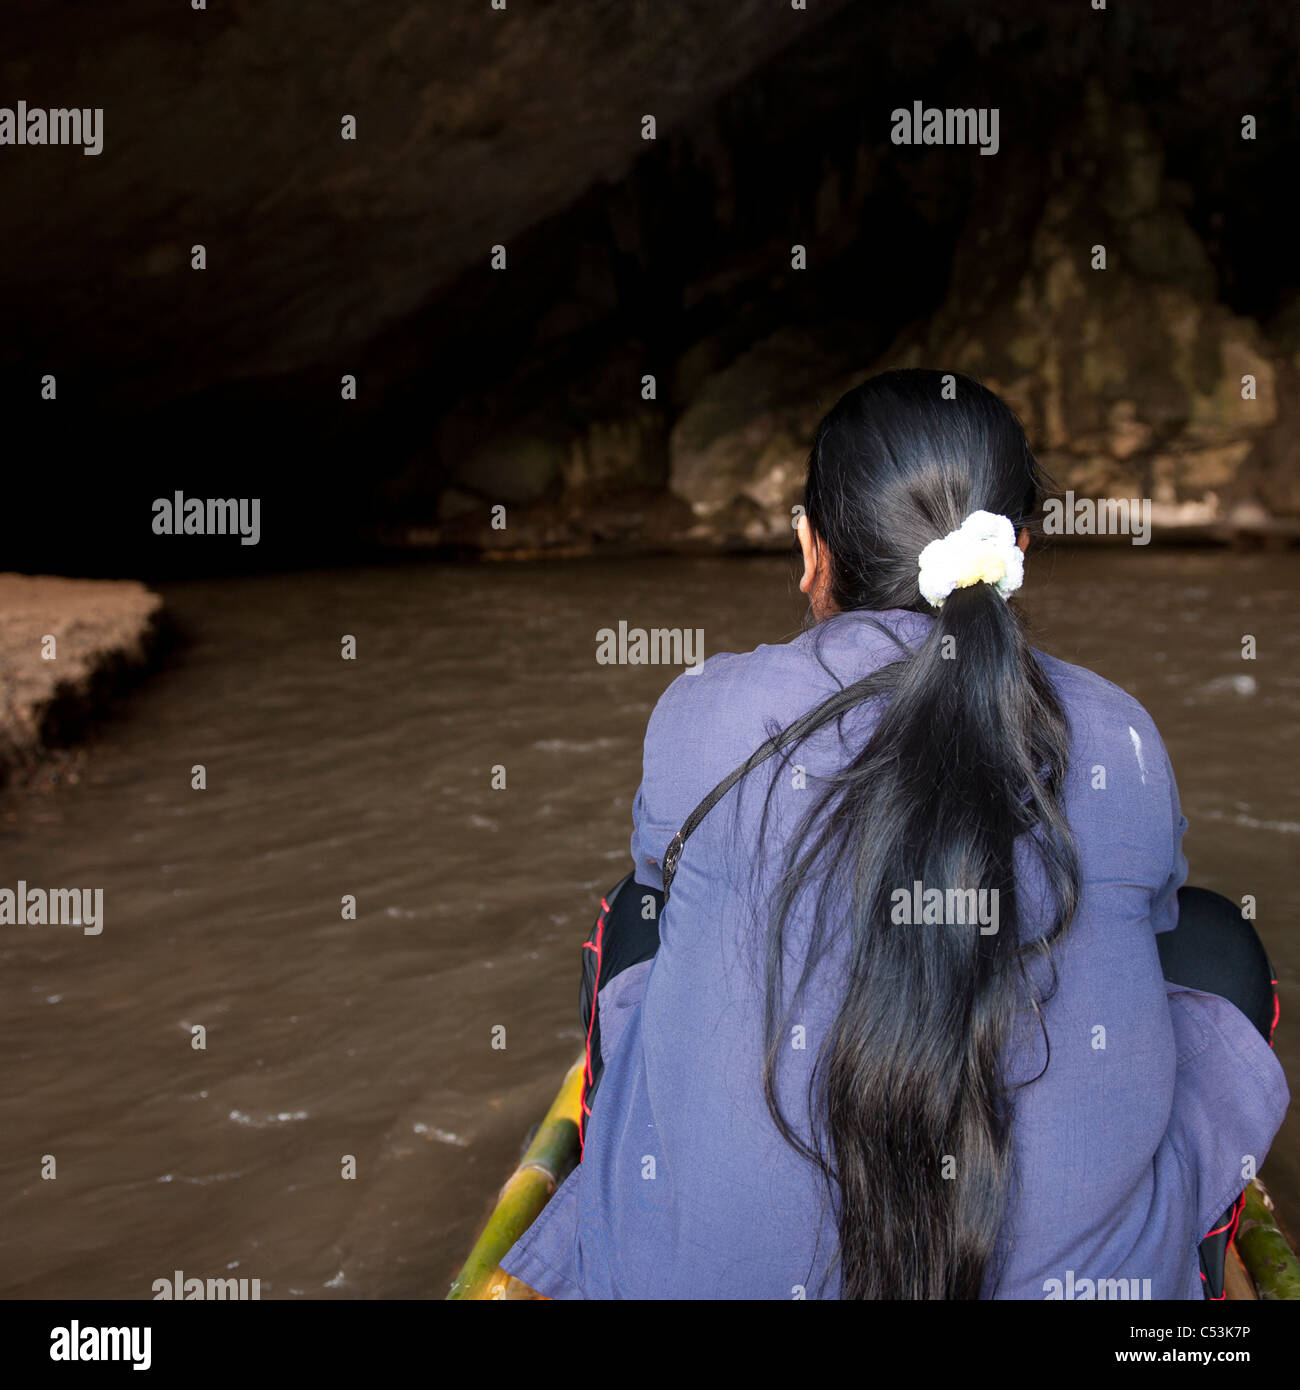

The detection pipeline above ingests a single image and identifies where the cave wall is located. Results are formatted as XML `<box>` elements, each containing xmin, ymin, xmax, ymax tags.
<box><xmin>3</xmin><ymin>0</ymin><xmax>1298</xmax><ymax>571</ymax></box>
<box><xmin>0</xmin><ymin>0</ymin><xmax>849</xmax><ymax>401</ymax></box>
<box><xmin>415</xmin><ymin>1</ymin><xmax>1300</xmax><ymax>555</ymax></box>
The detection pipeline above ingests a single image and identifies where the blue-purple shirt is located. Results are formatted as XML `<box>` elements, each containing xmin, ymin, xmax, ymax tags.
<box><xmin>502</xmin><ymin>609</ymin><xmax>1289</xmax><ymax>1299</ymax></box>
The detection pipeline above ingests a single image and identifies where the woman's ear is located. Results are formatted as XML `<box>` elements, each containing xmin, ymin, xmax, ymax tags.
<box><xmin>797</xmin><ymin>513</ymin><xmax>819</xmax><ymax>595</ymax></box>
<box><xmin>797</xmin><ymin>514</ymin><xmax>837</xmax><ymax>619</ymax></box>
<box><xmin>1017</xmin><ymin>527</ymin><xmax>1030</xmax><ymax>553</ymax></box>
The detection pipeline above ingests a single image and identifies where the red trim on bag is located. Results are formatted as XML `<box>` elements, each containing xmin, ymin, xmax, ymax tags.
<box><xmin>1205</xmin><ymin>1191</ymin><xmax>1246</xmax><ymax>1242</ymax></box>
<box><xmin>579</xmin><ymin>898</ymin><xmax>610</xmax><ymax>1160</ymax></box>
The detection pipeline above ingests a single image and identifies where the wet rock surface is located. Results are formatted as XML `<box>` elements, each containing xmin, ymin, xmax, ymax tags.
<box><xmin>0</xmin><ymin>576</ymin><xmax>164</xmax><ymax>788</ymax></box>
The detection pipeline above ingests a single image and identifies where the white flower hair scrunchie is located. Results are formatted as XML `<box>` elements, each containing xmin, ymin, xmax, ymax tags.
<box><xmin>917</xmin><ymin>510</ymin><xmax>1024</xmax><ymax>609</ymax></box>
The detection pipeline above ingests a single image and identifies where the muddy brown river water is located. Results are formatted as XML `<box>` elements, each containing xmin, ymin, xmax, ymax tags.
<box><xmin>0</xmin><ymin>549</ymin><xmax>1296</xmax><ymax>1297</ymax></box>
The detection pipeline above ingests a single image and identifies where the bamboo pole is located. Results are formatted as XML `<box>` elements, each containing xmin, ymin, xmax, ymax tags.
<box><xmin>1224</xmin><ymin>1245</ymin><xmax>1256</xmax><ymax>1301</ymax></box>
<box><xmin>1236</xmin><ymin>1179</ymin><xmax>1300</xmax><ymax>1301</ymax></box>
<box><xmin>446</xmin><ymin>1057</ymin><xmax>585</xmax><ymax>1300</ymax></box>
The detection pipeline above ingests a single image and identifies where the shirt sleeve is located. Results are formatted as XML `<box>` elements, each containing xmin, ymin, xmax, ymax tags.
<box><xmin>627</xmin><ymin>671</ymin><xmax>699</xmax><ymax>890</ymax></box>
<box><xmin>1142</xmin><ymin>715</ymin><xmax>1288</xmax><ymax>1244</ymax></box>
<box><xmin>1150</xmin><ymin>735</ymin><xmax>1189</xmax><ymax>936</ymax></box>
<box><xmin>627</xmin><ymin>783</ymin><xmax>663</xmax><ymax>890</ymax></box>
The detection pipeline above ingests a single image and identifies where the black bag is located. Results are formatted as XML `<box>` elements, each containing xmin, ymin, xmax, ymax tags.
<box><xmin>578</xmin><ymin>872</ymin><xmax>662</xmax><ymax>1150</ymax></box>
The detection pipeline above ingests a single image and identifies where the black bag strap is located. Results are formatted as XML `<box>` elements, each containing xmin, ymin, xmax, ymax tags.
<box><xmin>660</xmin><ymin>746</ymin><xmax>775</xmax><ymax>897</ymax></box>
<box><xmin>659</xmin><ymin>676</ymin><xmax>877</xmax><ymax>899</ymax></box>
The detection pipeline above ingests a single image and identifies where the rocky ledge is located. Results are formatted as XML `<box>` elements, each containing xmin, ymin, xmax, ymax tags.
<box><xmin>0</xmin><ymin>575</ymin><xmax>165</xmax><ymax>790</ymax></box>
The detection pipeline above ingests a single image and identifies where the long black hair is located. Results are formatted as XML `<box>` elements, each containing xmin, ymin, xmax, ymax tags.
<box><xmin>760</xmin><ymin>369</ymin><xmax>1081</xmax><ymax>1299</ymax></box>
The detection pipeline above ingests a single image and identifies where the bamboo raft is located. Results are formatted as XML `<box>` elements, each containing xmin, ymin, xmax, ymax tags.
<box><xmin>447</xmin><ymin>1055</ymin><xmax>1300</xmax><ymax>1301</ymax></box>
<box><xmin>447</xmin><ymin>1058</ymin><xmax>585</xmax><ymax>1300</ymax></box>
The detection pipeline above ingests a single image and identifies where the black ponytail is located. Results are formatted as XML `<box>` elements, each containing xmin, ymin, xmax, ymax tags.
<box><xmin>760</xmin><ymin>370</ymin><xmax>1080</xmax><ymax>1299</ymax></box>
